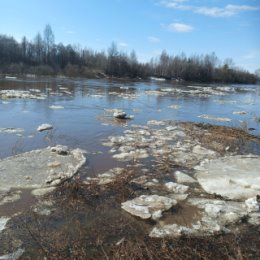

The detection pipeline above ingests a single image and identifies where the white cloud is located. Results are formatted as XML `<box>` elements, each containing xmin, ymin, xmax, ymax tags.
<box><xmin>226</xmin><ymin>4</ymin><xmax>259</xmax><ymax>12</ymax></box>
<box><xmin>66</xmin><ymin>30</ymin><xmax>76</xmax><ymax>34</ymax></box>
<box><xmin>167</xmin><ymin>22</ymin><xmax>193</xmax><ymax>32</ymax></box>
<box><xmin>147</xmin><ymin>36</ymin><xmax>160</xmax><ymax>43</ymax></box>
<box><xmin>195</xmin><ymin>4</ymin><xmax>260</xmax><ymax>17</ymax></box>
<box><xmin>161</xmin><ymin>0</ymin><xmax>189</xmax><ymax>4</ymax></box>
<box><xmin>243</xmin><ymin>51</ymin><xmax>260</xmax><ymax>60</ymax></box>
<box><xmin>236</xmin><ymin>62</ymin><xmax>260</xmax><ymax>73</ymax></box>
<box><xmin>235</xmin><ymin>51</ymin><xmax>260</xmax><ymax>72</ymax></box>
<box><xmin>160</xmin><ymin>0</ymin><xmax>192</xmax><ymax>10</ymax></box>
<box><xmin>160</xmin><ymin>1</ymin><xmax>260</xmax><ymax>17</ymax></box>
<box><xmin>169</xmin><ymin>0</ymin><xmax>188</xmax><ymax>2</ymax></box>
<box><xmin>118</xmin><ymin>42</ymin><xmax>128</xmax><ymax>47</ymax></box>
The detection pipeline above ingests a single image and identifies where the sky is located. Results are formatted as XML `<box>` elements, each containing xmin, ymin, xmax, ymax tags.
<box><xmin>0</xmin><ymin>0</ymin><xmax>260</xmax><ymax>72</ymax></box>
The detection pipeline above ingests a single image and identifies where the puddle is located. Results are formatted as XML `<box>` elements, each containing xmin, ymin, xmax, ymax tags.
<box><xmin>161</xmin><ymin>203</ymin><xmax>201</xmax><ymax>227</ymax></box>
<box><xmin>0</xmin><ymin>178</ymin><xmax>154</xmax><ymax>259</ymax></box>
<box><xmin>0</xmin><ymin>189</ymin><xmax>37</xmax><ymax>216</ymax></box>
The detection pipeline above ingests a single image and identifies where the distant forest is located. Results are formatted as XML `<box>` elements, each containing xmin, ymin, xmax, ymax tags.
<box><xmin>0</xmin><ymin>25</ymin><xmax>258</xmax><ymax>83</ymax></box>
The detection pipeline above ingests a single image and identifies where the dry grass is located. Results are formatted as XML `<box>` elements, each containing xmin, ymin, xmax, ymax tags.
<box><xmin>5</xmin><ymin>175</ymin><xmax>257</xmax><ymax>260</ymax></box>
<box><xmin>181</xmin><ymin>122</ymin><xmax>260</xmax><ymax>155</ymax></box>
<box><xmin>109</xmin><ymin>232</ymin><xmax>260</xmax><ymax>260</ymax></box>
<box><xmin>2</xmin><ymin>123</ymin><xmax>260</xmax><ymax>260</ymax></box>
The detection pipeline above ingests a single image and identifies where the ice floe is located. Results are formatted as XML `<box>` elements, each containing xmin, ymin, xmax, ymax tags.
<box><xmin>0</xmin><ymin>128</ymin><xmax>24</xmax><ymax>134</ymax></box>
<box><xmin>121</xmin><ymin>195</ymin><xmax>177</xmax><ymax>220</ymax></box>
<box><xmin>0</xmin><ymin>145</ymin><xmax>86</xmax><ymax>193</ymax></box>
<box><xmin>198</xmin><ymin>114</ymin><xmax>231</xmax><ymax>122</ymax></box>
<box><xmin>195</xmin><ymin>155</ymin><xmax>260</xmax><ymax>200</ymax></box>
<box><xmin>0</xmin><ymin>90</ymin><xmax>46</xmax><ymax>100</ymax></box>
<box><xmin>37</xmin><ymin>123</ymin><xmax>53</xmax><ymax>132</ymax></box>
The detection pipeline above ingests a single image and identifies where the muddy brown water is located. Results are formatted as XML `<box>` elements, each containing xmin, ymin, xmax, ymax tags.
<box><xmin>0</xmin><ymin>189</ymin><xmax>37</xmax><ymax>216</ymax></box>
<box><xmin>161</xmin><ymin>203</ymin><xmax>201</xmax><ymax>227</ymax></box>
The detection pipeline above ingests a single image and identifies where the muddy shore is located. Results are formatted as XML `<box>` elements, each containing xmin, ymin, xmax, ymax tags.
<box><xmin>0</xmin><ymin>122</ymin><xmax>259</xmax><ymax>260</ymax></box>
<box><xmin>1</xmin><ymin>73</ymin><xmax>260</xmax><ymax>260</ymax></box>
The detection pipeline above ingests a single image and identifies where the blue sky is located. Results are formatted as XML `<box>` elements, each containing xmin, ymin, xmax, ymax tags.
<box><xmin>0</xmin><ymin>0</ymin><xmax>260</xmax><ymax>72</ymax></box>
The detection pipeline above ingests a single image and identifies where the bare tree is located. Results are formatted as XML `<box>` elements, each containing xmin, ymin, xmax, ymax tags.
<box><xmin>21</xmin><ymin>36</ymin><xmax>28</xmax><ymax>60</ymax></box>
<box><xmin>159</xmin><ymin>50</ymin><xmax>170</xmax><ymax>77</ymax></box>
<box><xmin>34</xmin><ymin>33</ymin><xmax>44</xmax><ymax>63</ymax></box>
<box><xmin>43</xmin><ymin>24</ymin><xmax>55</xmax><ymax>64</ymax></box>
<box><xmin>255</xmin><ymin>68</ymin><xmax>260</xmax><ymax>79</ymax></box>
<box><xmin>106</xmin><ymin>42</ymin><xmax>119</xmax><ymax>76</ymax></box>
<box><xmin>0</xmin><ymin>27</ymin><xmax>257</xmax><ymax>83</ymax></box>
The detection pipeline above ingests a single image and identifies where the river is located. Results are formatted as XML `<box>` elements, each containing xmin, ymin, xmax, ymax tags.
<box><xmin>0</xmin><ymin>76</ymin><xmax>260</xmax><ymax>175</ymax></box>
<box><xmin>1</xmin><ymin>76</ymin><xmax>260</xmax><ymax>259</ymax></box>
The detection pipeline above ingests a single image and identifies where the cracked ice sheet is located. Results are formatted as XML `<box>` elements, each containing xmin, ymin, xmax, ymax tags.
<box><xmin>195</xmin><ymin>155</ymin><xmax>260</xmax><ymax>200</ymax></box>
<box><xmin>0</xmin><ymin>145</ymin><xmax>86</xmax><ymax>192</ymax></box>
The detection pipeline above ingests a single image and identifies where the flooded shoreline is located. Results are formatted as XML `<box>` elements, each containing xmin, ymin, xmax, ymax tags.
<box><xmin>0</xmin><ymin>77</ymin><xmax>260</xmax><ymax>259</ymax></box>
<box><xmin>1</xmin><ymin>77</ymin><xmax>260</xmax><ymax>160</ymax></box>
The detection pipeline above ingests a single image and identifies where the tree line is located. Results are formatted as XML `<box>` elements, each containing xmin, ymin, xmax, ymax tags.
<box><xmin>0</xmin><ymin>24</ymin><xmax>258</xmax><ymax>83</ymax></box>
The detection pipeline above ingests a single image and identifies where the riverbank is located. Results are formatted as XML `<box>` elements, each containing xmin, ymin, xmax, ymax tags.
<box><xmin>0</xmin><ymin>77</ymin><xmax>259</xmax><ymax>259</ymax></box>
<box><xmin>0</xmin><ymin>122</ymin><xmax>259</xmax><ymax>259</ymax></box>
<box><xmin>1</xmin><ymin>72</ymin><xmax>260</xmax><ymax>85</ymax></box>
